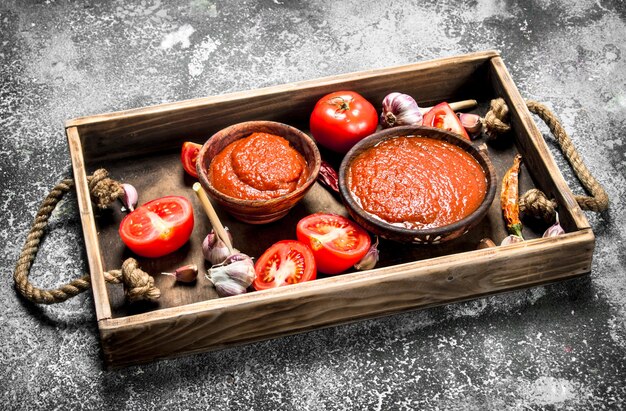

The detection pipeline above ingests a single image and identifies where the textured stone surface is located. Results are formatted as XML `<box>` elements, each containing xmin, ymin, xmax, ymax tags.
<box><xmin>1</xmin><ymin>0</ymin><xmax>625</xmax><ymax>409</ymax></box>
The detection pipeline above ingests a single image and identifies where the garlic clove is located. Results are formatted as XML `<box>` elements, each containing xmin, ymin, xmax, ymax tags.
<box><xmin>207</xmin><ymin>252</ymin><xmax>256</xmax><ymax>297</ymax></box>
<box><xmin>477</xmin><ymin>238</ymin><xmax>497</xmax><ymax>249</ymax></box>
<box><xmin>458</xmin><ymin>113</ymin><xmax>483</xmax><ymax>139</ymax></box>
<box><xmin>120</xmin><ymin>183</ymin><xmax>138</xmax><ymax>212</ymax></box>
<box><xmin>215</xmin><ymin>280</ymin><xmax>247</xmax><ymax>298</ymax></box>
<box><xmin>500</xmin><ymin>235</ymin><xmax>524</xmax><ymax>246</ymax></box>
<box><xmin>162</xmin><ymin>264</ymin><xmax>198</xmax><ymax>283</ymax></box>
<box><xmin>202</xmin><ymin>227</ymin><xmax>235</xmax><ymax>265</ymax></box>
<box><xmin>224</xmin><ymin>259</ymin><xmax>256</xmax><ymax>285</ymax></box>
<box><xmin>542</xmin><ymin>222</ymin><xmax>565</xmax><ymax>238</ymax></box>
<box><xmin>354</xmin><ymin>237</ymin><xmax>379</xmax><ymax>270</ymax></box>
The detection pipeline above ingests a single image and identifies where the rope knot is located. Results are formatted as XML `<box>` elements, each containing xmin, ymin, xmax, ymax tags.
<box><xmin>106</xmin><ymin>258</ymin><xmax>161</xmax><ymax>302</ymax></box>
<box><xmin>520</xmin><ymin>188</ymin><xmax>558</xmax><ymax>223</ymax></box>
<box><xmin>88</xmin><ymin>169</ymin><xmax>124</xmax><ymax>209</ymax></box>
<box><xmin>484</xmin><ymin>97</ymin><xmax>511</xmax><ymax>139</ymax></box>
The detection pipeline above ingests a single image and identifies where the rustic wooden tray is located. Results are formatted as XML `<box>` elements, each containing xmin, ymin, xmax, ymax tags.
<box><xmin>65</xmin><ymin>50</ymin><xmax>594</xmax><ymax>368</ymax></box>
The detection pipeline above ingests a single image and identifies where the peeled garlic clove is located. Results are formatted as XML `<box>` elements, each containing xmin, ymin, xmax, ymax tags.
<box><xmin>162</xmin><ymin>264</ymin><xmax>198</xmax><ymax>283</ymax></box>
<box><xmin>120</xmin><ymin>183</ymin><xmax>138</xmax><ymax>212</ymax></box>
<box><xmin>500</xmin><ymin>235</ymin><xmax>524</xmax><ymax>246</ymax></box>
<box><xmin>202</xmin><ymin>228</ymin><xmax>235</xmax><ymax>265</ymax></box>
<box><xmin>458</xmin><ymin>113</ymin><xmax>483</xmax><ymax>139</ymax></box>
<box><xmin>354</xmin><ymin>237</ymin><xmax>379</xmax><ymax>270</ymax></box>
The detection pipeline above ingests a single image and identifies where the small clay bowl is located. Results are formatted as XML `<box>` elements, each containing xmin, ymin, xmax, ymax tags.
<box><xmin>338</xmin><ymin>126</ymin><xmax>497</xmax><ymax>244</ymax></box>
<box><xmin>196</xmin><ymin>121</ymin><xmax>321</xmax><ymax>224</ymax></box>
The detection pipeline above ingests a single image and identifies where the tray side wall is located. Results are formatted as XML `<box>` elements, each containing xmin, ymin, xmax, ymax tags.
<box><xmin>100</xmin><ymin>230</ymin><xmax>594</xmax><ymax>368</ymax></box>
<box><xmin>487</xmin><ymin>57</ymin><xmax>590</xmax><ymax>232</ymax></box>
<box><xmin>66</xmin><ymin>127</ymin><xmax>112</xmax><ymax>321</ymax></box>
<box><xmin>67</xmin><ymin>50</ymin><xmax>499</xmax><ymax>163</ymax></box>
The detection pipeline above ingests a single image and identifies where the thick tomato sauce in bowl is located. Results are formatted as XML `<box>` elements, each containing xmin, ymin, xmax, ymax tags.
<box><xmin>196</xmin><ymin>121</ymin><xmax>321</xmax><ymax>224</ymax></box>
<box><xmin>338</xmin><ymin>126</ymin><xmax>496</xmax><ymax>244</ymax></box>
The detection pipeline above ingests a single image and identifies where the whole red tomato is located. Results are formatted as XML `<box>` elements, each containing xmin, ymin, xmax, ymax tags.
<box><xmin>119</xmin><ymin>196</ymin><xmax>194</xmax><ymax>258</ymax></box>
<box><xmin>309</xmin><ymin>91</ymin><xmax>378</xmax><ymax>153</ymax></box>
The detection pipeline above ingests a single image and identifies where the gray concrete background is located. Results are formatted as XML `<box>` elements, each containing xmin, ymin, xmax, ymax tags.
<box><xmin>1</xmin><ymin>0</ymin><xmax>625</xmax><ymax>409</ymax></box>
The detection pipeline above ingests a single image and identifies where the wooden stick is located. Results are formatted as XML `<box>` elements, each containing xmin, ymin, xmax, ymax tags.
<box><xmin>192</xmin><ymin>183</ymin><xmax>234</xmax><ymax>253</ymax></box>
<box><xmin>420</xmin><ymin>99</ymin><xmax>477</xmax><ymax>114</ymax></box>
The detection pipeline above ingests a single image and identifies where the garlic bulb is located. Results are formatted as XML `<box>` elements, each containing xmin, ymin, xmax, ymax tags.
<box><xmin>207</xmin><ymin>253</ymin><xmax>256</xmax><ymax>297</ymax></box>
<box><xmin>380</xmin><ymin>92</ymin><xmax>423</xmax><ymax>128</ymax></box>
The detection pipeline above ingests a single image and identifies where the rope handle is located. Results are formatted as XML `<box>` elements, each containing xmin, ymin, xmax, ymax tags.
<box><xmin>484</xmin><ymin>98</ymin><xmax>609</xmax><ymax>222</ymax></box>
<box><xmin>13</xmin><ymin>169</ymin><xmax>160</xmax><ymax>305</ymax></box>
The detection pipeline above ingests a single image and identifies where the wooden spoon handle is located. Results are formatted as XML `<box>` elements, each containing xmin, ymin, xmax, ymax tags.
<box><xmin>420</xmin><ymin>99</ymin><xmax>478</xmax><ymax>114</ymax></box>
<box><xmin>192</xmin><ymin>183</ymin><xmax>234</xmax><ymax>253</ymax></box>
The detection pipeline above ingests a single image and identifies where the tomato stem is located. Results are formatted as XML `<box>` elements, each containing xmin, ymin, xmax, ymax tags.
<box><xmin>329</xmin><ymin>96</ymin><xmax>351</xmax><ymax>112</ymax></box>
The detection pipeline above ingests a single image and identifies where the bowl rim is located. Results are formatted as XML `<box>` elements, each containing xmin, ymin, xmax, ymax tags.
<box><xmin>196</xmin><ymin>120</ymin><xmax>321</xmax><ymax>208</ymax></box>
<box><xmin>338</xmin><ymin>125</ymin><xmax>497</xmax><ymax>237</ymax></box>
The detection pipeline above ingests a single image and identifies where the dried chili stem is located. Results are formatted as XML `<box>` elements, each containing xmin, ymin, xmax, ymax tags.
<box><xmin>501</xmin><ymin>154</ymin><xmax>524</xmax><ymax>239</ymax></box>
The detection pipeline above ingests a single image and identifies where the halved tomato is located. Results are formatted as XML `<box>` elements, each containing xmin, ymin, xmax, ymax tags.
<box><xmin>253</xmin><ymin>240</ymin><xmax>316</xmax><ymax>290</ymax></box>
<box><xmin>296</xmin><ymin>213</ymin><xmax>371</xmax><ymax>275</ymax></box>
<box><xmin>119</xmin><ymin>196</ymin><xmax>194</xmax><ymax>258</ymax></box>
<box><xmin>422</xmin><ymin>102</ymin><xmax>470</xmax><ymax>140</ymax></box>
<box><xmin>181</xmin><ymin>142</ymin><xmax>202</xmax><ymax>178</ymax></box>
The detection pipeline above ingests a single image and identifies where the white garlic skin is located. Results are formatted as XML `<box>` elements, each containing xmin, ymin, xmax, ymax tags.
<box><xmin>120</xmin><ymin>183</ymin><xmax>138</xmax><ymax>212</ymax></box>
<box><xmin>380</xmin><ymin>92</ymin><xmax>423</xmax><ymax>128</ymax></box>
<box><xmin>207</xmin><ymin>253</ymin><xmax>256</xmax><ymax>297</ymax></box>
<box><xmin>458</xmin><ymin>113</ymin><xmax>483</xmax><ymax>139</ymax></box>
<box><xmin>202</xmin><ymin>228</ymin><xmax>236</xmax><ymax>265</ymax></box>
<box><xmin>542</xmin><ymin>222</ymin><xmax>565</xmax><ymax>238</ymax></box>
<box><xmin>354</xmin><ymin>238</ymin><xmax>379</xmax><ymax>271</ymax></box>
<box><xmin>500</xmin><ymin>235</ymin><xmax>524</xmax><ymax>246</ymax></box>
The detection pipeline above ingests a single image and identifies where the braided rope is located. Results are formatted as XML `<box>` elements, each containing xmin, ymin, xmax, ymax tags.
<box><xmin>13</xmin><ymin>170</ymin><xmax>160</xmax><ymax>304</ymax></box>
<box><xmin>484</xmin><ymin>98</ymin><xmax>609</xmax><ymax>220</ymax></box>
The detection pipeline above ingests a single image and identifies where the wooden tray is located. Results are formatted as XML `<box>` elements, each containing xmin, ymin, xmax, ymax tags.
<box><xmin>65</xmin><ymin>50</ymin><xmax>594</xmax><ymax>368</ymax></box>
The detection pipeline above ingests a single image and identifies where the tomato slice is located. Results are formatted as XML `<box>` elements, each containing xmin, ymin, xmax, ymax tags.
<box><xmin>253</xmin><ymin>240</ymin><xmax>316</xmax><ymax>290</ymax></box>
<box><xmin>296</xmin><ymin>213</ymin><xmax>371</xmax><ymax>275</ymax></box>
<box><xmin>181</xmin><ymin>142</ymin><xmax>202</xmax><ymax>178</ymax></box>
<box><xmin>119</xmin><ymin>196</ymin><xmax>194</xmax><ymax>258</ymax></box>
<box><xmin>422</xmin><ymin>102</ymin><xmax>470</xmax><ymax>140</ymax></box>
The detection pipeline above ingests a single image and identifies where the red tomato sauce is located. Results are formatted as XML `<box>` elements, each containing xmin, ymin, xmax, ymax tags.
<box><xmin>348</xmin><ymin>136</ymin><xmax>487</xmax><ymax>229</ymax></box>
<box><xmin>208</xmin><ymin>132</ymin><xmax>309</xmax><ymax>200</ymax></box>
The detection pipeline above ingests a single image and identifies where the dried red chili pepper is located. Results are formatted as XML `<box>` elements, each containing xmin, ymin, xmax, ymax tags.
<box><xmin>501</xmin><ymin>154</ymin><xmax>524</xmax><ymax>239</ymax></box>
<box><xmin>317</xmin><ymin>160</ymin><xmax>339</xmax><ymax>193</ymax></box>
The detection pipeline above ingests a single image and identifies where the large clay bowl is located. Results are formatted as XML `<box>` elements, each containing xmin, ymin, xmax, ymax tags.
<box><xmin>338</xmin><ymin>125</ymin><xmax>497</xmax><ymax>244</ymax></box>
<box><xmin>196</xmin><ymin>121</ymin><xmax>321</xmax><ymax>224</ymax></box>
